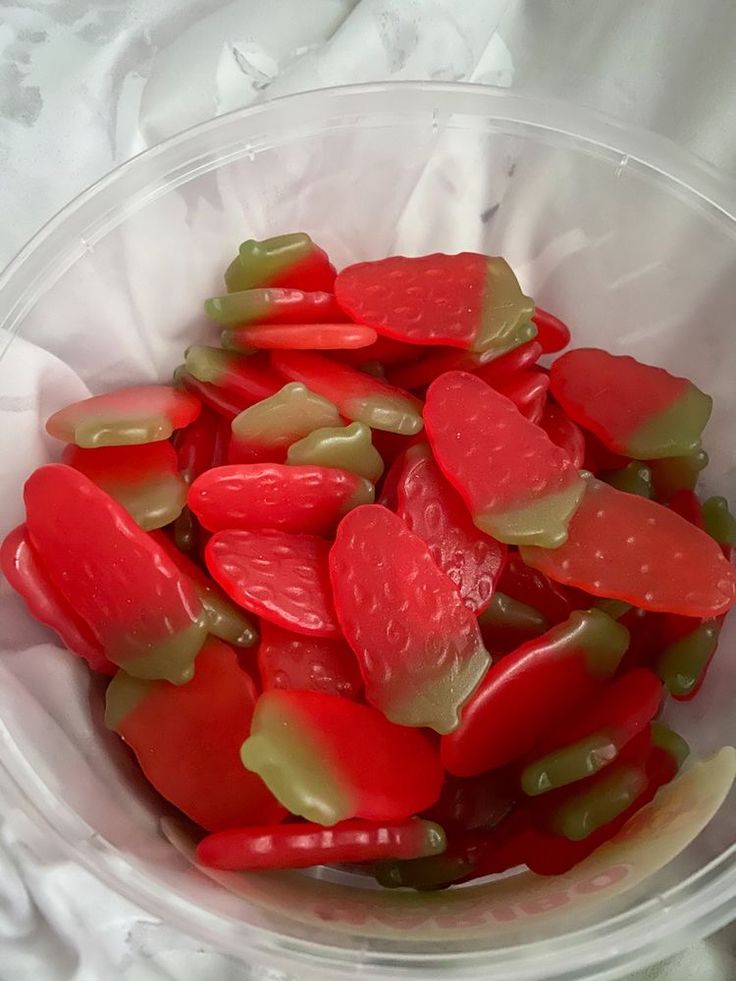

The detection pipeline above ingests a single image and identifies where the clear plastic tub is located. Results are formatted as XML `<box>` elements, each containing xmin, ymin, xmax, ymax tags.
<box><xmin>0</xmin><ymin>83</ymin><xmax>735</xmax><ymax>981</ymax></box>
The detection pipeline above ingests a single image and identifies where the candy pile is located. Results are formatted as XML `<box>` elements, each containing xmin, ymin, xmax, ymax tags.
<box><xmin>3</xmin><ymin>233</ymin><xmax>735</xmax><ymax>890</ymax></box>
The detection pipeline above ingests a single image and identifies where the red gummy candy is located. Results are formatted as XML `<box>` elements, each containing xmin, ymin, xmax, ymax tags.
<box><xmin>61</xmin><ymin>441</ymin><xmax>187</xmax><ymax>531</ymax></box>
<box><xmin>499</xmin><ymin>742</ymin><xmax>673</xmax><ymax>877</ymax></box>
<box><xmin>523</xmin><ymin>668</ymin><xmax>663</xmax><ymax>794</ymax></box>
<box><xmin>206</xmin><ymin>528</ymin><xmax>339</xmax><ymax>637</ymax></box>
<box><xmin>531</xmin><ymin>307</ymin><xmax>571</xmax><ymax>353</ymax></box>
<box><xmin>182</xmin><ymin>348</ymin><xmax>283</xmax><ymax>413</ymax></box>
<box><xmin>331</xmin><ymin>334</ymin><xmax>420</xmax><ymax>368</ymax></box>
<box><xmin>149</xmin><ymin>531</ymin><xmax>257</xmax><ymax>649</ymax></box>
<box><xmin>329</xmin><ymin>504</ymin><xmax>490</xmax><ymax>734</ymax></box>
<box><xmin>386</xmin><ymin>348</ymin><xmax>471</xmax><ymax>391</ymax></box>
<box><xmin>197</xmin><ymin>817</ymin><xmax>445</xmax><ymax>871</ymax></box>
<box><xmin>226</xmin><ymin>233</ymin><xmax>336</xmax><ymax>293</ymax></box>
<box><xmin>667</xmin><ymin>489</ymin><xmax>705</xmax><ymax>529</ymax></box>
<box><xmin>105</xmin><ymin>638</ymin><xmax>286</xmax><ymax>831</ymax></box>
<box><xmin>441</xmin><ymin>609</ymin><xmax>629</xmax><ymax>776</ymax></box>
<box><xmin>521</xmin><ymin>475</ymin><xmax>736</xmax><ymax>618</ymax></box>
<box><xmin>257</xmin><ymin>619</ymin><xmax>363</xmax><ymax>700</ymax></box>
<box><xmin>174</xmin><ymin>406</ymin><xmax>229</xmax><ymax>484</ymax></box>
<box><xmin>492</xmin><ymin>369</ymin><xmax>550</xmax><ymax>424</ymax></box>
<box><xmin>1</xmin><ymin>524</ymin><xmax>112</xmax><ymax>675</ymax></box>
<box><xmin>335</xmin><ymin>253</ymin><xmax>534</xmax><ymax>354</ymax></box>
<box><xmin>189</xmin><ymin>463</ymin><xmax>374</xmax><ymax>536</ymax></box>
<box><xmin>550</xmin><ymin>348</ymin><xmax>712</xmax><ymax>459</ymax></box>
<box><xmin>241</xmin><ymin>689</ymin><xmax>444</xmax><ymax>824</ymax></box>
<box><xmin>582</xmin><ymin>429</ymin><xmax>630</xmax><ymax>475</ymax></box>
<box><xmin>176</xmin><ymin>369</ymin><xmax>249</xmax><ymax>421</ymax></box>
<box><xmin>498</xmin><ymin>552</ymin><xmax>586</xmax><ymax>625</ymax></box>
<box><xmin>205</xmin><ymin>287</ymin><xmax>347</xmax><ymax>326</ymax></box>
<box><xmin>271</xmin><ymin>350</ymin><xmax>423</xmax><ymax>435</ymax></box>
<box><xmin>394</xmin><ymin>444</ymin><xmax>506</xmax><ymax>613</ymax></box>
<box><xmin>424</xmin><ymin>372</ymin><xmax>584</xmax><ymax>548</ymax></box>
<box><xmin>46</xmin><ymin>385</ymin><xmax>200</xmax><ymax>448</ymax></box>
<box><xmin>223</xmin><ymin>322</ymin><xmax>378</xmax><ymax>351</ymax></box>
<box><xmin>24</xmin><ymin>465</ymin><xmax>206</xmax><ymax>683</ymax></box>
<box><xmin>474</xmin><ymin>339</ymin><xmax>544</xmax><ymax>385</ymax></box>
<box><xmin>387</xmin><ymin>339</ymin><xmax>544</xmax><ymax>395</ymax></box>
<box><xmin>538</xmin><ymin>401</ymin><xmax>586</xmax><ymax>470</ymax></box>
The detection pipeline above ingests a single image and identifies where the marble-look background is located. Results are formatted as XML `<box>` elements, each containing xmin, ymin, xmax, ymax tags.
<box><xmin>1</xmin><ymin>1</ymin><xmax>735</xmax><ymax>978</ymax></box>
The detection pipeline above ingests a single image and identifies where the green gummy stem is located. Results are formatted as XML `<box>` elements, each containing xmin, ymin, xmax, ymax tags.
<box><xmin>226</xmin><ymin>234</ymin><xmax>315</xmax><ymax>292</ymax></box>
<box><xmin>198</xmin><ymin>586</ymin><xmax>258</xmax><ymax>647</ymax></box>
<box><xmin>374</xmin><ymin>854</ymin><xmax>472</xmax><ymax>890</ymax></box>
<box><xmin>650</xmin><ymin>721</ymin><xmax>690</xmax><ymax>770</ymax></box>
<box><xmin>656</xmin><ymin>620</ymin><xmax>721</xmax><ymax>697</ymax></box>
<box><xmin>475</xmin><ymin>258</ymin><xmax>535</xmax><ymax>355</ymax></box>
<box><xmin>73</xmin><ymin>415</ymin><xmax>172</xmax><ymax>448</ymax></box>
<box><xmin>104</xmin><ymin>671</ymin><xmax>153</xmax><ymax>731</ymax></box>
<box><xmin>112</xmin><ymin>615</ymin><xmax>208</xmax><ymax>685</ymax></box>
<box><xmin>342</xmin><ymin>393</ymin><xmax>424</xmax><ymax>436</ymax></box>
<box><xmin>240</xmin><ymin>698</ymin><xmax>354</xmax><ymax>825</ymax></box>
<box><xmin>702</xmin><ymin>496</ymin><xmax>736</xmax><ymax>547</ymax></box>
<box><xmin>557</xmin><ymin>609</ymin><xmax>630</xmax><ymax>679</ymax></box>
<box><xmin>381</xmin><ymin>640</ymin><xmax>491</xmax><ymax>735</ymax></box>
<box><xmin>549</xmin><ymin>764</ymin><xmax>647</xmax><ymax>841</ymax></box>
<box><xmin>286</xmin><ymin>422</ymin><xmax>384</xmax><ymax>482</ymax></box>
<box><xmin>473</xmin><ymin>478</ymin><xmax>586</xmax><ymax>549</ymax></box>
<box><xmin>106</xmin><ymin>474</ymin><xmax>187</xmax><ymax>531</ymax></box>
<box><xmin>593</xmin><ymin>598</ymin><xmax>633</xmax><ymax>621</ymax></box>
<box><xmin>522</xmin><ymin>731</ymin><xmax>620</xmax><ymax>796</ymax></box>
<box><xmin>626</xmin><ymin>385</ymin><xmax>712</xmax><ymax>460</ymax></box>
<box><xmin>205</xmin><ymin>291</ymin><xmax>272</xmax><ymax>325</ymax></box>
<box><xmin>603</xmin><ymin>463</ymin><xmax>653</xmax><ymax>499</ymax></box>
<box><xmin>232</xmin><ymin>382</ymin><xmax>341</xmax><ymax>446</ymax></box>
<box><xmin>478</xmin><ymin>591</ymin><xmax>549</xmax><ymax>637</ymax></box>
<box><xmin>649</xmin><ymin>447</ymin><xmax>708</xmax><ymax>499</ymax></box>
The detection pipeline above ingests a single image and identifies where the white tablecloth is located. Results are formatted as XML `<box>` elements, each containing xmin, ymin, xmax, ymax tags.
<box><xmin>1</xmin><ymin>2</ymin><xmax>735</xmax><ymax>978</ymax></box>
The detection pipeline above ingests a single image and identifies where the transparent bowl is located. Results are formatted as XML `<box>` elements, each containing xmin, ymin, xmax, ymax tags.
<box><xmin>0</xmin><ymin>83</ymin><xmax>735</xmax><ymax>981</ymax></box>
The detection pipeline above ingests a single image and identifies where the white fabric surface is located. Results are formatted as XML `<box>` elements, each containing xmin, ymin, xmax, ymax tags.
<box><xmin>1</xmin><ymin>1</ymin><xmax>735</xmax><ymax>978</ymax></box>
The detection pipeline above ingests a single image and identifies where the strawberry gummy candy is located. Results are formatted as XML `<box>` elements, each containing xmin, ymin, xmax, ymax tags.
<box><xmin>424</xmin><ymin>372</ymin><xmax>584</xmax><ymax>548</ymax></box>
